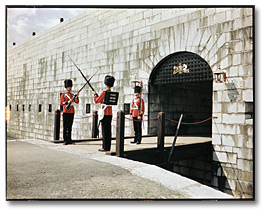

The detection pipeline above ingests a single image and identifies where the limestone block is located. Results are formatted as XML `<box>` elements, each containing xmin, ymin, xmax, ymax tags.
<box><xmin>213</xmin><ymin>151</ymin><xmax>227</xmax><ymax>163</ymax></box>
<box><xmin>237</xmin><ymin>159</ymin><xmax>253</xmax><ymax>172</ymax></box>
<box><xmin>215</xmin><ymin>145</ymin><xmax>233</xmax><ymax>153</ymax></box>
<box><xmin>204</xmin><ymin>8</ymin><xmax>216</xmax><ymax>17</ymax></box>
<box><xmin>246</xmin><ymin>136</ymin><xmax>253</xmax><ymax>149</ymax></box>
<box><xmin>235</xmin><ymin>125</ymin><xmax>253</xmax><ymax>137</ymax></box>
<box><xmin>205</xmin><ymin>35</ymin><xmax>214</xmax><ymax>51</ymax></box>
<box><xmin>221</xmin><ymin>102</ymin><xmax>235</xmax><ymax>113</ymax></box>
<box><xmin>213</xmin><ymin>91</ymin><xmax>222</xmax><ymax>103</ymax></box>
<box><xmin>118</xmin><ymin>17</ymin><xmax>129</xmax><ymax>28</ymax></box>
<box><xmin>213</xmin><ymin>103</ymin><xmax>222</xmax><ymax>113</ymax></box>
<box><xmin>244</xmin><ymin>77</ymin><xmax>253</xmax><ymax>89</ymax></box>
<box><xmin>229</xmin><ymin>66</ymin><xmax>239</xmax><ymax>77</ymax></box>
<box><xmin>209</xmin><ymin>54</ymin><xmax>218</xmax><ymax>67</ymax></box>
<box><xmin>233</xmin><ymin>147</ymin><xmax>253</xmax><ymax>160</ymax></box>
<box><xmin>234</xmin><ymin>135</ymin><xmax>247</xmax><ymax>148</ymax></box>
<box><xmin>247</xmin><ymin>126</ymin><xmax>253</xmax><ymax>136</ymax></box>
<box><xmin>239</xmin><ymin>65</ymin><xmax>249</xmax><ymax>76</ymax></box>
<box><xmin>227</xmin><ymin>153</ymin><xmax>237</xmax><ymax>164</ymax></box>
<box><xmin>221</xmin><ymin>55</ymin><xmax>232</xmax><ymax>69</ymax></box>
<box><xmin>243</xmin><ymin>16</ymin><xmax>253</xmax><ymax>28</ymax></box>
<box><xmin>226</xmin><ymin>9</ymin><xmax>240</xmax><ymax>20</ymax></box>
<box><xmin>236</xmin><ymin>102</ymin><xmax>245</xmax><ymax>113</ymax></box>
<box><xmin>146</xmin><ymin>14</ymin><xmax>161</xmax><ymax>26</ymax></box>
<box><xmin>143</xmin><ymin>9</ymin><xmax>153</xmax><ymax>19</ymax></box>
<box><xmin>222</xmin><ymin>113</ymin><xmax>245</xmax><ymax>124</ymax></box>
<box><xmin>217</xmin><ymin>33</ymin><xmax>226</xmax><ymax>48</ymax></box>
<box><xmin>213</xmin><ymin>123</ymin><xmax>236</xmax><ymax>135</ymax></box>
<box><xmin>133</xmin><ymin>19</ymin><xmax>146</xmax><ymax>30</ymax></box>
<box><xmin>232</xmin><ymin>53</ymin><xmax>241</xmax><ymax>66</ymax></box>
<box><xmin>130</xmin><ymin>11</ymin><xmax>143</xmax><ymax>23</ymax></box>
<box><xmin>199</xmin><ymin>48</ymin><xmax>208</xmax><ymax>60</ymax></box>
<box><xmin>243</xmin><ymin>89</ymin><xmax>253</xmax><ymax>102</ymax></box>
<box><xmin>221</xmin><ymin>135</ymin><xmax>235</xmax><ymax>147</ymax></box>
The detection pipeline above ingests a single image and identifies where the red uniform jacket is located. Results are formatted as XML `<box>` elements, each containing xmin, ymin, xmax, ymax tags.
<box><xmin>94</xmin><ymin>91</ymin><xmax>112</xmax><ymax>115</ymax></box>
<box><xmin>130</xmin><ymin>97</ymin><xmax>145</xmax><ymax>118</ymax></box>
<box><xmin>60</xmin><ymin>92</ymin><xmax>79</xmax><ymax>113</ymax></box>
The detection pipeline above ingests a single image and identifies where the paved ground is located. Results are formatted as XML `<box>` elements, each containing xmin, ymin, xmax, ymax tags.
<box><xmin>6</xmin><ymin>139</ymin><xmax>233</xmax><ymax>200</ymax></box>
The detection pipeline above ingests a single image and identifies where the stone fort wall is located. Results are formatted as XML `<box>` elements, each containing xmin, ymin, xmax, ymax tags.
<box><xmin>7</xmin><ymin>8</ymin><xmax>253</xmax><ymax>198</ymax></box>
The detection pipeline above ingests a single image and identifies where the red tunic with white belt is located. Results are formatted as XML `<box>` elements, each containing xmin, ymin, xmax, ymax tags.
<box><xmin>94</xmin><ymin>91</ymin><xmax>112</xmax><ymax>115</ymax></box>
<box><xmin>130</xmin><ymin>97</ymin><xmax>145</xmax><ymax>118</ymax></box>
<box><xmin>60</xmin><ymin>92</ymin><xmax>79</xmax><ymax>113</ymax></box>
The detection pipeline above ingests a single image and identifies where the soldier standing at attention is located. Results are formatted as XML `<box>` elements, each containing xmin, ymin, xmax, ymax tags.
<box><xmin>93</xmin><ymin>75</ymin><xmax>115</xmax><ymax>152</ymax></box>
<box><xmin>130</xmin><ymin>86</ymin><xmax>145</xmax><ymax>144</ymax></box>
<box><xmin>60</xmin><ymin>79</ymin><xmax>79</xmax><ymax>145</ymax></box>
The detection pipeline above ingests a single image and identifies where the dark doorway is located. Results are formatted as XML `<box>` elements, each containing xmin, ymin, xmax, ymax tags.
<box><xmin>148</xmin><ymin>51</ymin><xmax>213</xmax><ymax>137</ymax></box>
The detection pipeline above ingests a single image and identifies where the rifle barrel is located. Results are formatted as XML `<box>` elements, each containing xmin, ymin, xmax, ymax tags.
<box><xmin>68</xmin><ymin>55</ymin><xmax>98</xmax><ymax>92</ymax></box>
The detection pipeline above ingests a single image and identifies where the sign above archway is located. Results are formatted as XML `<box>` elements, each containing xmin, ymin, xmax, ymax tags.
<box><xmin>149</xmin><ymin>51</ymin><xmax>213</xmax><ymax>85</ymax></box>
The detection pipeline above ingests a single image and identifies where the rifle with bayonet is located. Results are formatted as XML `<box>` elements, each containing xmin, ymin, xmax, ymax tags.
<box><xmin>68</xmin><ymin>55</ymin><xmax>99</xmax><ymax>96</ymax></box>
<box><xmin>65</xmin><ymin>59</ymin><xmax>100</xmax><ymax>110</ymax></box>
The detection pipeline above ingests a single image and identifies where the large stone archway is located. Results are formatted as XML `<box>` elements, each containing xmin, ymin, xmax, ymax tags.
<box><xmin>148</xmin><ymin>51</ymin><xmax>213</xmax><ymax>137</ymax></box>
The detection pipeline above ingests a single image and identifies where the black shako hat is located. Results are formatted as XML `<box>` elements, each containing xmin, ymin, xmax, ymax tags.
<box><xmin>134</xmin><ymin>86</ymin><xmax>141</xmax><ymax>93</ymax></box>
<box><xmin>64</xmin><ymin>79</ymin><xmax>73</xmax><ymax>88</ymax></box>
<box><xmin>104</xmin><ymin>75</ymin><xmax>115</xmax><ymax>87</ymax></box>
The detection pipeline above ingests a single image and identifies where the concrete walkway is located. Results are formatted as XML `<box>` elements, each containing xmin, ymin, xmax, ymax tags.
<box><xmin>7</xmin><ymin>139</ymin><xmax>233</xmax><ymax>200</ymax></box>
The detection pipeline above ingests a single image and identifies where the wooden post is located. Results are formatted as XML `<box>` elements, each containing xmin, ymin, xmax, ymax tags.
<box><xmin>157</xmin><ymin>112</ymin><xmax>165</xmax><ymax>151</ymax></box>
<box><xmin>54</xmin><ymin>109</ymin><xmax>61</xmax><ymax>141</ymax></box>
<box><xmin>116</xmin><ymin>110</ymin><xmax>125</xmax><ymax>157</ymax></box>
<box><xmin>92</xmin><ymin>111</ymin><xmax>98</xmax><ymax>138</ymax></box>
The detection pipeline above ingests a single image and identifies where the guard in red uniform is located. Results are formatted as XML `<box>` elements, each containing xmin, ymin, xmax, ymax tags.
<box><xmin>130</xmin><ymin>86</ymin><xmax>145</xmax><ymax>144</ymax></box>
<box><xmin>60</xmin><ymin>79</ymin><xmax>79</xmax><ymax>145</ymax></box>
<box><xmin>93</xmin><ymin>75</ymin><xmax>115</xmax><ymax>152</ymax></box>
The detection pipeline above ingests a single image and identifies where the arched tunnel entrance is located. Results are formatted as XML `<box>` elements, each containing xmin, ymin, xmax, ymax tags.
<box><xmin>125</xmin><ymin>52</ymin><xmax>218</xmax><ymax>188</ymax></box>
<box><xmin>148</xmin><ymin>51</ymin><xmax>213</xmax><ymax>137</ymax></box>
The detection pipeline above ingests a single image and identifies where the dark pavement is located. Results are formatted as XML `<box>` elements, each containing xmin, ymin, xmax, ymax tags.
<box><xmin>7</xmin><ymin>140</ymin><xmax>186</xmax><ymax>199</ymax></box>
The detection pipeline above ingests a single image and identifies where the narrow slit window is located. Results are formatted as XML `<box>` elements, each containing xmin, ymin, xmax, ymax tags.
<box><xmin>29</xmin><ymin>104</ymin><xmax>31</xmax><ymax>112</ymax></box>
<box><xmin>124</xmin><ymin>103</ymin><xmax>130</xmax><ymax>115</ymax></box>
<box><xmin>9</xmin><ymin>105</ymin><xmax>11</xmax><ymax>111</ymax></box>
<box><xmin>39</xmin><ymin>104</ymin><xmax>42</xmax><ymax>112</ymax></box>
<box><xmin>86</xmin><ymin>104</ymin><xmax>91</xmax><ymax>114</ymax></box>
<box><xmin>245</xmin><ymin>102</ymin><xmax>253</xmax><ymax>119</ymax></box>
<box><xmin>17</xmin><ymin>105</ymin><xmax>19</xmax><ymax>111</ymax></box>
<box><xmin>49</xmin><ymin>104</ymin><xmax>52</xmax><ymax>112</ymax></box>
<box><xmin>22</xmin><ymin>104</ymin><xmax>25</xmax><ymax>112</ymax></box>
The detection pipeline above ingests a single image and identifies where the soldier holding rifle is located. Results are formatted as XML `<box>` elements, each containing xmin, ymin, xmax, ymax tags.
<box><xmin>67</xmin><ymin>56</ymin><xmax>118</xmax><ymax>152</ymax></box>
<box><xmin>60</xmin><ymin>79</ymin><xmax>79</xmax><ymax>145</ymax></box>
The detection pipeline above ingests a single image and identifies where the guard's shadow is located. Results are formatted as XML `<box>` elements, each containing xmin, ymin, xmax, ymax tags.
<box><xmin>225</xmin><ymin>80</ymin><xmax>240</xmax><ymax>102</ymax></box>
